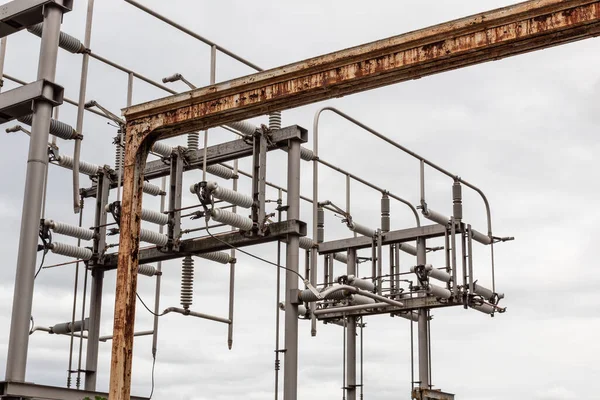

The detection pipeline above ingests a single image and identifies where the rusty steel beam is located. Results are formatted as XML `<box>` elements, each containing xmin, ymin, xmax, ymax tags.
<box><xmin>109</xmin><ymin>1</ymin><xmax>600</xmax><ymax>398</ymax></box>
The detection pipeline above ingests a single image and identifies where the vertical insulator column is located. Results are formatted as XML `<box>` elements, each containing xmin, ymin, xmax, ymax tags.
<box><xmin>269</xmin><ymin>112</ymin><xmax>282</xmax><ymax>130</ymax></box>
<box><xmin>187</xmin><ymin>132</ymin><xmax>199</xmax><ymax>151</ymax></box>
<box><xmin>381</xmin><ymin>193</ymin><xmax>390</xmax><ymax>233</ymax></box>
<box><xmin>452</xmin><ymin>181</ymin><xmax>462</xmax><ymax>222</ymax></box>
<box><xmin>180</xmin><ymin>256</ymin><xmax>194</xmax><ymax>310</ymax></box>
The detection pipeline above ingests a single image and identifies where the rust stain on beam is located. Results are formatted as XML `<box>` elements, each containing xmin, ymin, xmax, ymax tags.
<box><xmin>109</xmin><ymin>1</ymin><xmax>600</xmax><ymax>399</ymax></box>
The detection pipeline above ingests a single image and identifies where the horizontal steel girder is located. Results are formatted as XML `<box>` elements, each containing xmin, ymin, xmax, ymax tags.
<box><xmin>123</xmin><ymin>0</ymin><xmax>600</xmax><ymax>139</ymax></box>
<box><xmin>315</xmin><ymin>296</ymin><xmax>463</xmax><ymax>321</ymax></box>
<box><xmin>81</xmin><ymin>125</ymin><xmax>307</xmax><ymax>198</ymax></box>
<box><xmin>101</xmin><ymin>219</ymin><xmax>306</xmax><ymax>268</ymax></box>
<box><xmin>0</xmin><ymin>381</ymin><xmax>148</xmax><ymax>400</ymax></box>
<box><xmin>318</xmin><ymin>224</ymin><xmax>447</xmax><ymax>254</ymax></box>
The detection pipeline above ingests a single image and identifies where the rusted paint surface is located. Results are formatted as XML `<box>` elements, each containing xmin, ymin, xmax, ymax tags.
<box><xmin>109</xmin><ymin>1</ymin><xmax>600</xmax><ymax>398</ymax></box>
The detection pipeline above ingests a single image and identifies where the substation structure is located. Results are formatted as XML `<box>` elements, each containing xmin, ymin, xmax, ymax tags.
<box><xmin>0</xmin><ymin>0</ymin><xmax>599</xmax><ymax>399</ymax></box>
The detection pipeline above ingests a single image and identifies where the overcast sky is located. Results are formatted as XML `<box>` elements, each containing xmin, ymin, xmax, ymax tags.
<box><xmin>0</xmin><ymin>1</ymin><xmax>599</xmax><ymax>399</ymax></box>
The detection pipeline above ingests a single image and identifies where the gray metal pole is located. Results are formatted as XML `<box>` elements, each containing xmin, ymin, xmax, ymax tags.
<box><xmin>417</xmin><ymin>237</ymin><xmax>430</xmax><ymax>389</ymax></box>
<box><xmin>346</xmin><ymin>248</ymin><xmax>357</xmax><ymax>400</ymax></box>
<box><xmin>152</xmin><ymin>176</ymin><xmax>166</xmax><ymax>355</ymax></box>
<box><xmin>5</xmin><ymin>4</ymin><xmax>64</xmax><ymax>382</ymax></box>
<box><xmin>72</xmin><ymin>0</ymin><xmax>95</xmax><ymax>214</ymax></box>
<box><xmin>0</xmin><ymin>37</ymin><xmax>7</xmax><ymax>93</ymax></box>
<box><xmin>283</xmin><ymin>139</ymin><xmax>301</xmax><ymax>400</ymax></box>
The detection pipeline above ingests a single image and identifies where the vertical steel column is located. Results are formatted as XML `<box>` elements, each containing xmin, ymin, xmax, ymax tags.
<box><xmin>251</xmin><ymin>132</ymin><xmax>267</xmax><ymax>229</ymax></box>
<box><xmin>417</xmin><ymin>237</ymin><xmax>430</xmax><ymax>389</ymax></box>
<box><xmin>168</xmin><ymin>151</ymin><xmax>183</xmax><ymax>250</ymax></box>
<box><xmin>310</xmin><ymin>118</ymin><xmax>319</xmax><ymax>336</ymax></box>
<box><xmin>346</xmin><ymin>248</ymin><xmax>357</xmax><ymax>400</ymax></box>
<box><xmin>283</xmin><ymin>139</ymin><xmax>301</xmax><ymax>400</ymax></box>
<box><xmin>0</xmin><ymin>37</ymin><xmax>7</xmax><ymax>93</ymax></box>
<box><xmin>5</xmin><ymin>4</ymin><xmax>64</xmax><ymax>382</ymax></box>
<box><xmin>72</xmin><ymin>0</ymin><xmax>96</xmax><ymax>213</ymax></box>
<box><xmin>152</xmin><ymin>177</ymin><xmax>166</xmax><ymax>356</ymax></box>
<box><xmin>227</xmin><ymin>160</ymin><xmax>238</xmax><ymax>350</ymax></box>
<box><xmin>85</xmin><ymin>171</ymin><xmax>110</xmax><ymax>390</ymax></box>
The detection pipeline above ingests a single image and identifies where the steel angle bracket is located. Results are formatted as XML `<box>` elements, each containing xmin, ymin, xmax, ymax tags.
<box><xmin>412</xmin><ymin>388</ymin><xmax>455</xmax><ymax>400</ymax></box>
<box><xmin>0</xmin><ymin>0</ymin><xmax>73</xmax><ymax>38</ymax></box>
<box><xmin>0</xmin><ymin>78</ymin><xmax>63</xmax><ymax>123</ymax></box>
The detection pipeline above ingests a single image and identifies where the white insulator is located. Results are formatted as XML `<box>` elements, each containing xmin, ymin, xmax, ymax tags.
<box><xmin>114</xmin><ymin>141</ymin><xmax>123</xmax><ymax>173</ymax></box>
<box><xmin>203</xmin><ymin>164</ymin><xmax>234</xmax><ymax>180</ymax></box>
<box><xmin>211</xmin><ymin>209</ymin><xmax>254</xmax><ymax>231</ymax></box>
<box><xmin>426</xmin><ymin>283</ymin><xmax>452</xmax><ymax>299</ymax></box>
<box><xmin>473</xmin><ymin>282</ymin><xmax>495</xmax><ymax>301</ymax></box>
<box><xmin>141</xmin><ymin>208</ymin><xmax>168</xmax><ymax>225</ymax></box>
<box><xmin>180</xmin><ymin>256</ymin><xmax>194</xmax><ymax>309</ymax></box>
<box><xmin>396</xmin><ymin>312</ymin><xmax>419</xmax><ymax>322</ymax></box>
<box><xmin>198</xmin><ymin>251</ymin><xmax>232</xmax><ymax>264</ymax></box>
<box><xmin>51</xmin><ymin>319</ymin><xmax>88</xmax><ymax>335</ymax></box>
<box><xmin>347</xmin><ymin>275</ymin><xmax>376</xmax><ymax>292</ymax></box>
<box><xmin>57</xmin><ymin>155</ymin><xmax>100</xmax><ymax>176</ymax></box>
<box><xmin>279</xmin><ymin>302</ymin><xmax>307</xmax><ymax>316</ymax></box>
<box><xmin>471</xmin><ymin>229</ymin><xmax>492</xmax><ymax>245</ymax></box>
<box><xmin>471</xmin><ymin>303</ymin><xmax>495</xmax><ymax>315</ymax></box>
<box><xmin>425</xmin><ymin>264</ymin><xmax>451</xmax><ymax>283</ymax></box>
<box><xmin>206</xmin><ymin>182</ymin><xmax>253</xmax><ymax>208</ymax></box>
<box><xmin>347</xmin><ymin>221</ymin><xmax>376</xmax><ymax>237</ymax></box>
<box><xmin>28</xmin><ymin>23</ymin><xmax>85</xmax><ymax>54</ymax></box>
<box><xmin>350</xmin><ymin>294</ymin><xmax>376</xmax><ymax>305</ymax></box>
<box><xmin>152</xmin><ymin>141</ymin><xmax>173</xmax><ymax>157</ymax></box>
<box><xmin>142</xmin><ymin>182</ymin><xmax>163</xmax><ymax>197</ymax></box>
<box><xmin>269</xmin><ymin>112</ymin><xmax>282</xmax><ymax>130</ymax></box>
<box><xmin>298</xmin><ymin>287</ymin><xmax>348</xmax><ymax>302</ymax></box>
<box><xmin>423</xmin><ymin>208</ymin><xmax>450</xmax><ymax>226</ymax></box>
<box><xmin>283</xmin><ymin>146</ymin><xmax>314</xmax><ymax>161</ymax></box>
<box><xmin>226</xmin><ymin>120</ymin><xmax>257</xmax><ymax>135</ymax></box>
<box><xmin>18</xmin><ymin>114</ymin><xmax>77</xmax><ymax>140</ymax></box>
<box><xmin>45</xmin><ymin>220</ymin><xmax>94</xmax><ymax>241</ymax></box>
<box><xmin>50</xmin><ymin>242</ymin><xmax>92</xmax><ymax>261</ymax></box>
<box><xmin>332</xmin><ymin>252</ymin><xmax>348</xmax><ymax>264</ymax></box>
<box><xmin>298</xmin><ymin>237</ymin><xmax>315</xmax><ymax>250</ymax></box>
<box><xmin>139</xmin><ymin>229</ymin><xmax>168</xmax><ymax>246</ymax></box>
<box><xmin>187</xmin><ymin>132</ymin><xmax>199</xmax><ymax>151</ymax></box>
<box><xmin>138</xmin><ymin>264</ymin><xmax>158</xmax><ymax>277</ymax></box>
<box><xmin>398</xmin><ymin>243</ymin><xmax>417</xmax><ymax>256</ymax></box>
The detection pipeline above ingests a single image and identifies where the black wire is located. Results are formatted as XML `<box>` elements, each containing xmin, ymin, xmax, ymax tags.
<box><xmin>149</xmin><ymin>353</ymin><xmax>156</xmax><ymax>399</ymax></box>
<box><xmin>135</xmin><ymin>292</ymin><xmax>166</xmax><ymax>317</ymax></box>
<box><xmin>204</xmin><ymin>222</ymin><xmax>306</xmax><ymax>281</ymax></box>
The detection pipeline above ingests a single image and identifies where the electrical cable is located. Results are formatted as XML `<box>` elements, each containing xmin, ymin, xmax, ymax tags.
<box><xmin>34</xmin><ymin>231</ymin><xmax>50</xmax><ymax>280</ymax></box>
<box><xmin>136</xmin><ymin>292</ymin><xmax>166</xmax><ymax>317</ymax></box>
<box><xmin>204</xmin><ymin>221</ymin><xmax>306</xmax><ymax>281</ymax></box>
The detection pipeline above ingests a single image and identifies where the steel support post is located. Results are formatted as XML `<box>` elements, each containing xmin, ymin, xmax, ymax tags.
<box><xmin>85</xmin><ymin>171</ymin><xmax>110</xmax><ymax>390</ymax></box>
<box><xmin>417</xmin><ymin>237</ymin><xmax>430</xmax><ymax>389</ymax></box>
<box><xmin>251</xmin><ymin>131</ymin><xmax>267</xmax><ymax>229</ymax></box>
<box><xmin>283</xmin><ymin>138</ymin><xmax>301</xmax><ymax>400</ymax></box>
<box><xmin>227</xmin><ymin>162</ymin><xmax>238</xmax><ymax>350</ymax></box>
<box><xmin>152</xmin><ymin>177</ymin><xmax>166</xmax><ymax>358</ymax></box>
<box><xmin>168</xmin><ymin>150</ymin><xmax>183</xmax><ymax>250</ymax></box>
<box><xmin>346</xmin><ymin>248</ymin><xmax>357</xmax><ymax>400</ymax></box>
<box><xmin>5</xmin><ymin>3</ymin><xmax>63</xmax><ymax>382</ymax></box>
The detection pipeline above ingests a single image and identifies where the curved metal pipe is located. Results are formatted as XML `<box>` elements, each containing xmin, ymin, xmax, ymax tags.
<box><xmin>315</xmin><ymin>285</ymin><xmax>403</xmax><ymax>308</ymax></box>
<box><xmin>314</xmin><ymin>106</ymin><xmax>492</xmax><ymax>236</ymax></box>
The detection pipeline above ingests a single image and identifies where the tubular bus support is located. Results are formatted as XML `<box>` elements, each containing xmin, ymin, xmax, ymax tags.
<box><xmin>314</xmin><ymin>106</ymin><xmax>492</xmax><ymax>237</ymax></box>
<box><xmin>299</xmin><ymin>285</ymin><xmax>404</xmax><ymax>308</ymax></box>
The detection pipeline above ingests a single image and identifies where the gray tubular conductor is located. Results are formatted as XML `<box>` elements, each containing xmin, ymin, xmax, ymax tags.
<box><xmin>51</xmin><ymin>318</ymin><xmax>89</xmax><ymax>335</ymax></box>
<box><xmin>211</xmin><ymin>209</ymin><xmax>254</xmax><ymax>231</ymax></box>
<box><xmin>333</xmin><ymin>252</ymin><xmax>349</xmax><ymax>264</ymax></box>
<box><xmin>140</xmin><ymin>208</ymin><xmax>168</xmax><ymax>225</ymax></box>
<box><xmin>138</xmin><ymin>264</ymin><xmax>158</xmax><ymax>277</ymax></box>
<box><xmin>204</xmin><ymin>181</ymin><xmax>253</xmax><ymax>208</ymax></box>
<box><xmin>18</xmin><ymin>114</ymin><xmax>77</xmax><ymax>140</ymax></box>
<box><xmin>180</xmin><ymin>256</ymin><xmax>194</xmax><ymax>309</ymax></box>
<box><xmin>56</xmin><ymin>155</ymin><xmax>100</xmax><ymax>176</ymax></box>
<box><xmin>426</xmin><ymin>283</ymin><xmax>451</xmax><ymax>299</ymax></box>
<box><xmin>398</xmin><ymin>243</ymin><xmax>417</xmax><ymax>256</ymax></box>
<box><xmin>471</xmin><ymin>229</ymin><xmax>492</xmax><ymax>245</ymax></box>
<box><xmin>198</xmin><ymin>251</ymin><xmax>232</xmax><ymax>264</ymax></box>
<box><xmin>50</xmin><ymin>243</ymin><xmax>93</xmax><ymax>261</ymax></box>
<box><xmin>347</xmin><ymin>275</ymin><xmax>375</xmax><ymax>292</ymax></box>
<box><xmin>298</xmin><ymin>288</ymin><xmax>348</xmax><ymax>302</ymax></box>
<box><xmin>422</xmin><ymin>209</ymin><xmax>450</xmax><ymax>226</ymax></box>
<box><xmin>44</xmin><ymin>219</ymin><xmax>94</xmax><ymax>241</ymax></box>
<box><xmin>347</xmin><ymin>221</ymin><xmax>376</xmax><ymax>237</ymax></box>
<box><xmin>27</xmin><ymin>23</ymin><xmax>86</xmax><ymax>54</ymax></box>
<box><xmin>226</xmin><ymin>120</ymin><xmax>257</xmax><ymax>135</ymax></box>
<box><xmin>471</xmin><ymin>303</ymin><xmax>495</xmax><ymax>314</ymax></box>
<box><xmin>139</xmin><ymin>229</ymin><xmax>168</xmax><ymax>246</ymax></box>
